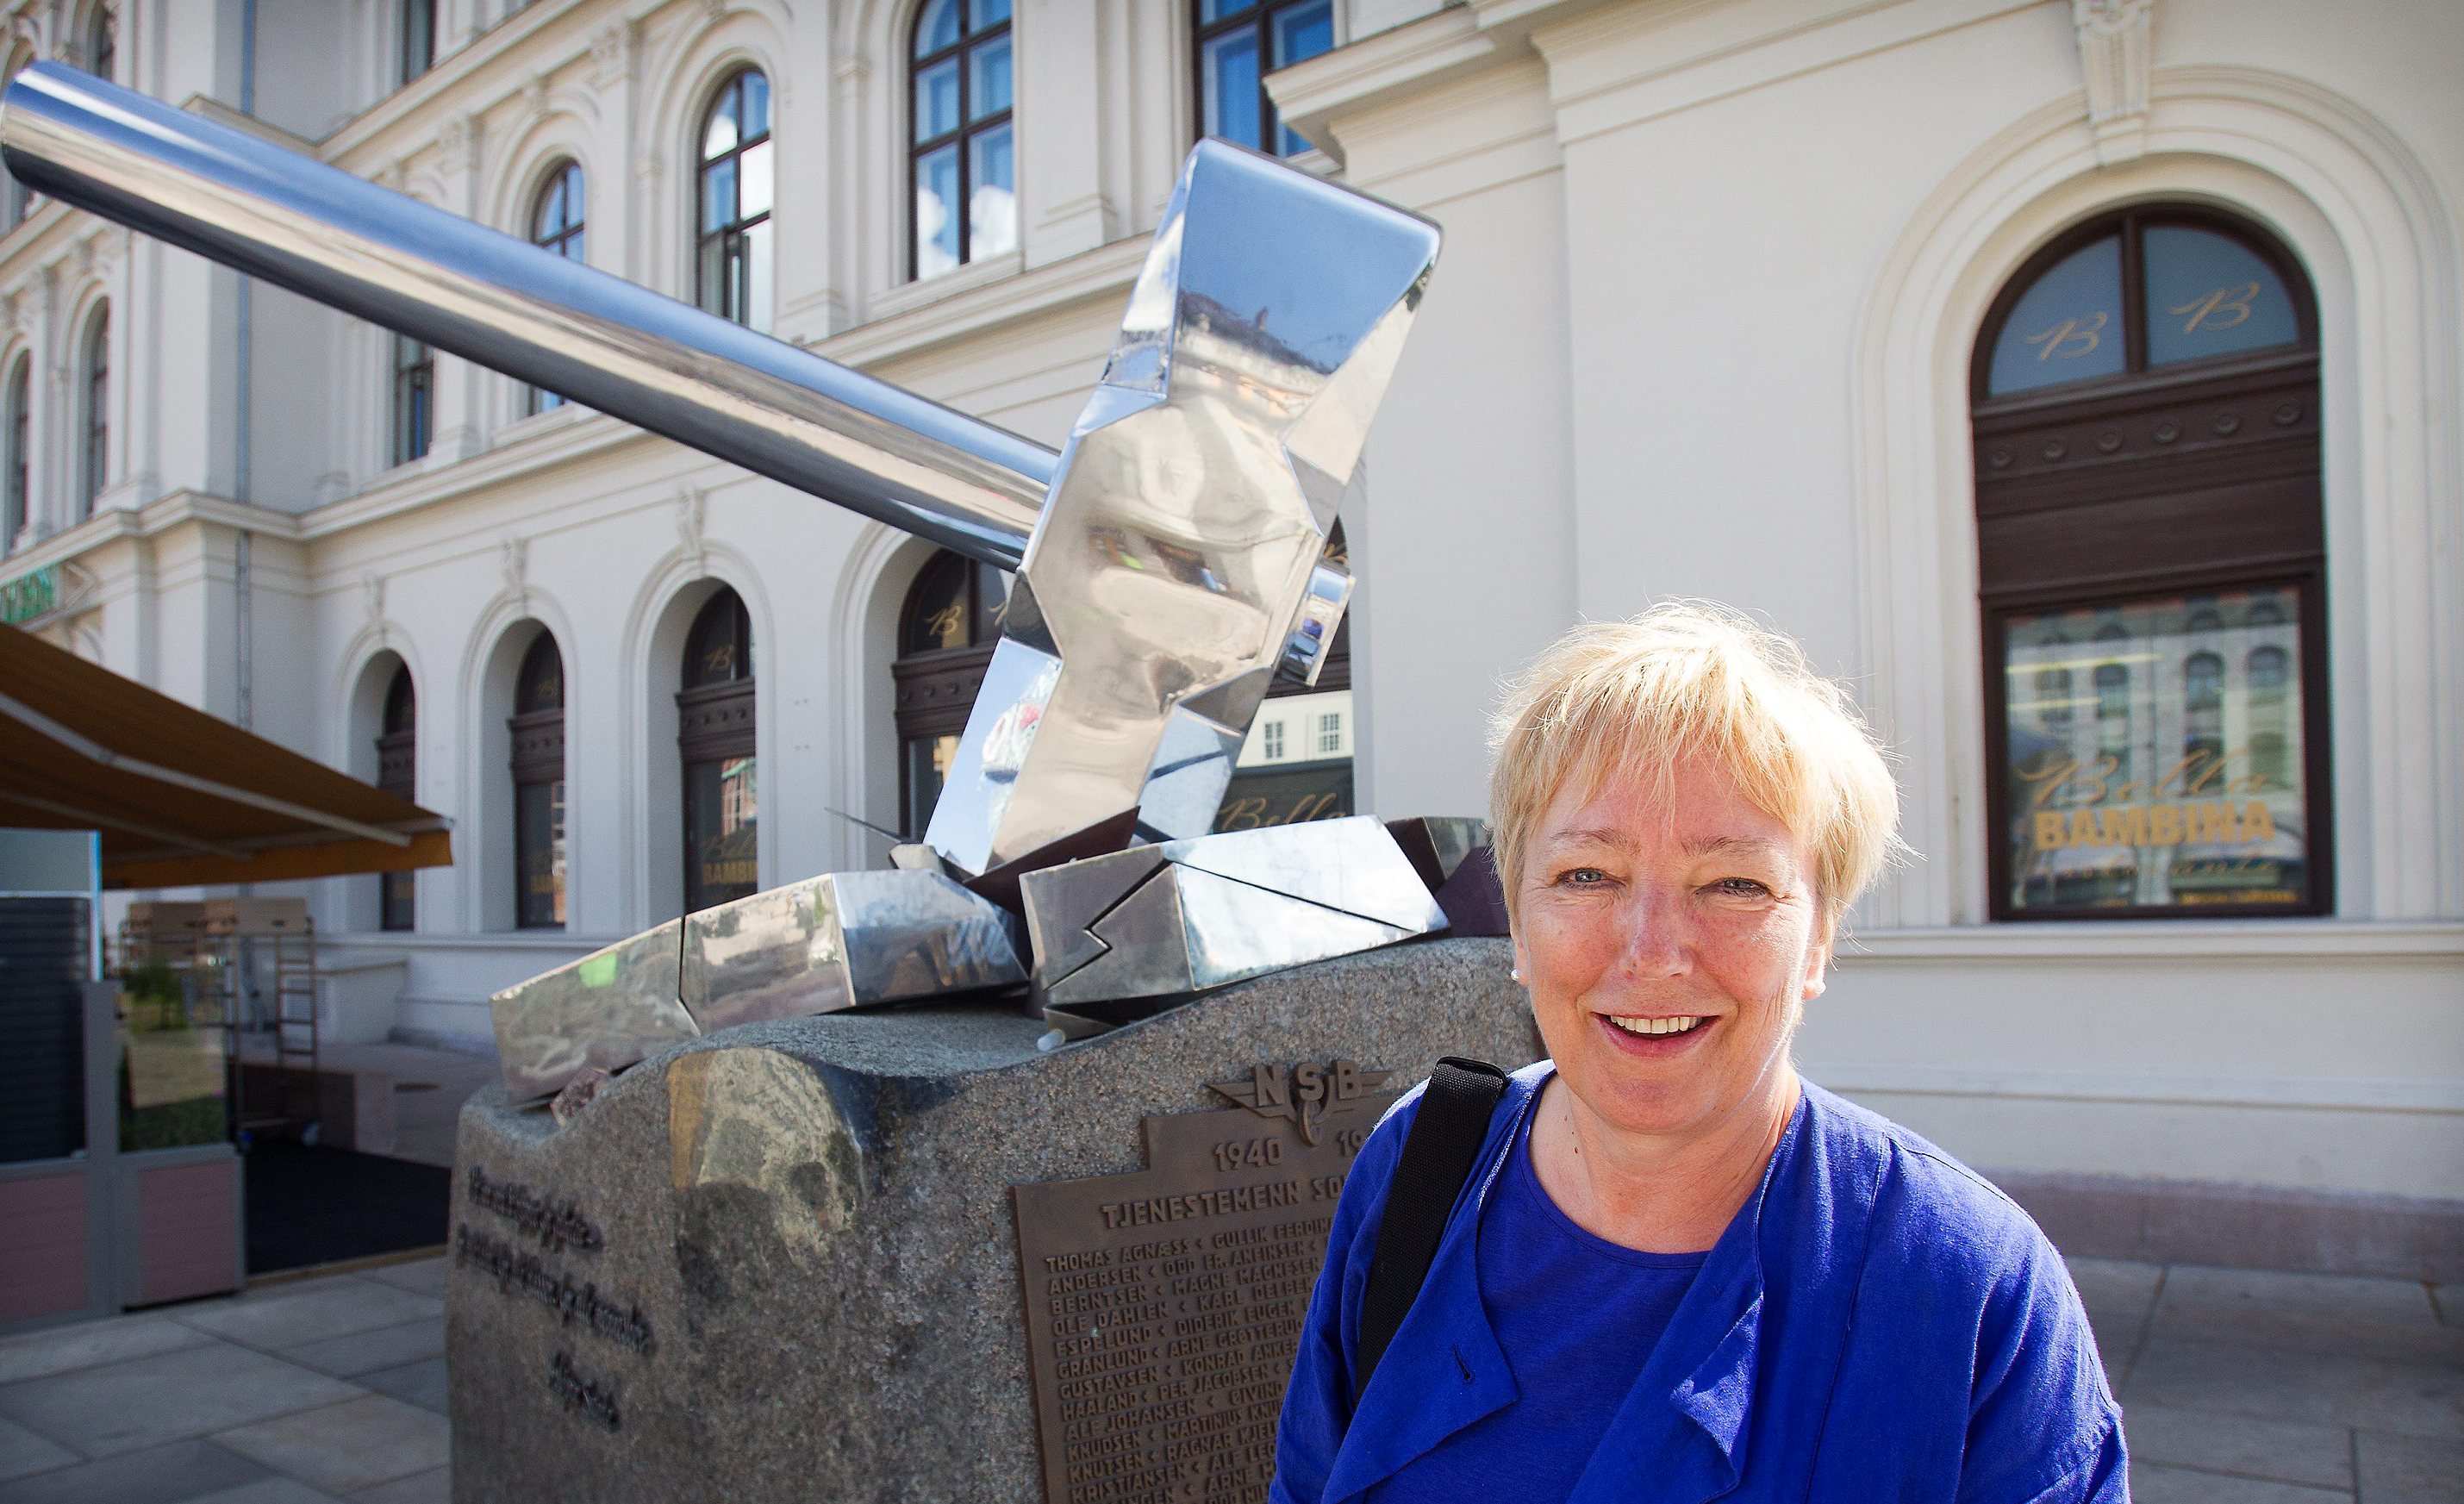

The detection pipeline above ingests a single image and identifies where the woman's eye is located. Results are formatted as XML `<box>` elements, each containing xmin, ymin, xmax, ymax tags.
<box><xmin>1562</xmin><ymin>867</ymin><xmax>1610</xmax><ymax>887</ymax></box>
<box><xmin>1711</xmin><ymin>877</ymin><xmax>1773</xmax><ymax>899</ymax></box>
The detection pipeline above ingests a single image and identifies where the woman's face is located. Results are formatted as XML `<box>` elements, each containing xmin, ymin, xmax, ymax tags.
<box><xmin>1512</xmin><ymin>755</ymin><xmax>1833</xmax><ymax>1147</ymax></box>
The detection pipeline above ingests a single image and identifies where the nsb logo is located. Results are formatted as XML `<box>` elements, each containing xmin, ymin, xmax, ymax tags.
<box><xmin>1207</xmin><ymin>1060</ymin><xmax>1390</xmax><ymax>1146</ymax></box>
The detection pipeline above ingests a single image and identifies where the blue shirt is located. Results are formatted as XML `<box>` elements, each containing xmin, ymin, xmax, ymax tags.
<box><xmin>1273</xmin><ymin>1066</ymin><xmax>2127</xmax><ymax>1504</ymax></box>
<box><xmin>1372</xmin><ymin>1107</ymin><xmax>1706</xmax><ymax>1501</ymax></box>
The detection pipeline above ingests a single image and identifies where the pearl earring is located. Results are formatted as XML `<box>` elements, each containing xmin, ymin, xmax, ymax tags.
<box><xmin>1510</xmin><ymin>968</ymin><xmax>1522</xmax><ymax>983</ymax></box>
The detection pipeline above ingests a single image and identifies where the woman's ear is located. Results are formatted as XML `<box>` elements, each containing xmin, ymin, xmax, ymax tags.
<box><xmin>1800</xmin><ymin>909</ymin><xmax>1837</xmax><ymax>1002</ymax></box>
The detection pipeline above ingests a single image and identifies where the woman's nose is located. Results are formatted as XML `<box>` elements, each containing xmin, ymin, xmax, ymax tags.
<box><xmin>1613</xmin><ymin>886</ymin><xmax>1691</xmax><ymax>977</ymax></box>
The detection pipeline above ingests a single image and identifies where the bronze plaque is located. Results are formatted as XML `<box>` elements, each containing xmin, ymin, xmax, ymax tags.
<box><xmin>1013</xmin><ymin>1061</ymin><xmax>1393</xmax><ymax>1504</ymax></box>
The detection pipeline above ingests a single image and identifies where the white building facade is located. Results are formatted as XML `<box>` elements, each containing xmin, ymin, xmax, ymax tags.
<box><xmin>2</xmin><ymin>0</ymin><xmax>2457</xmax><ymax>1234</ymax></box>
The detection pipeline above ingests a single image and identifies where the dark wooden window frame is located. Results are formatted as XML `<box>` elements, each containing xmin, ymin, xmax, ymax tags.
<box><xmin>1974</xmin><ymin>206</ymin><xmax>2330</xmax><ymax>921</ymax></box>
<box><xmin>526</xmin><ymin>159</ymin><xmax>586</xmax><ymax>415</ymax></box>
<box><xmin>695</xmin><ymin>68</ymin><xmax>772</xmax><ymax>328</ymax></box>
<box><xmin>893</xmin><ymin>552</ymin><xmax>1002</xmax><ymax>838</ymax></box>
<box><xmin>907</xmin><ymin>2</ymin><xmax>1014</xmax><ymax>280</ymax></box>
<box><xmin>3</xmin><ymin>355</ymin><xmax>26</xmax><ymax>552</ymax></box>
<box><xmin>399</xmin><ymin>0</ymin><xmax>434</xmax><ymax>86</ymax></box>
<box><xmin>509</xmin><ymin>632</ymin><xmax>567</xmax><ymax>932</ymax></box>
<box><xmin>377</xmin><ymin>665</ymin><xmax>417</xmax><ymax>933</ymax></box>
<box><xmin>78</xmin><ymin>308</ymin><xmax>105</xmax><ymax>515</ymax></box>
<box><xmin>390</xmin><ymin>333</ymin><xmax>433</xmax><ymax>468</ymax></box>
<box><xmin>679</xmin><ymin>589</ymin><xmax>758</xmax><ymax>912</ymax></box>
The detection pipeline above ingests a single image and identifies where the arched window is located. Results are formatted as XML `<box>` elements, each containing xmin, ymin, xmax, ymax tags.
<box><xmin>391</xmin><ymin>334</ymin><xmax>433</xmax><ymax>466</ymax></box>
<box><xmin>399</xmin><ymin>0</ymin><xmax>434</xmax><ymax>86</ymax></box>
<box><xmin>679</xmin><ymin>588</ymin><xmax>757</xmax><ymax>913</ymax></box>
<box><xmin>377</xmin><ymin>666</ymin><xmax>416</xmax><ymax>932</ymax></box>
<box><xmin>893</xmin><ymin>551</ymin><xmax>1005</xmax><ymax>837</ymax></box>
<box><xmin>3</xmin><ymin>355</ymin><xmax>27</xmax><ymax>552</ymax></box>
<box><xmin>509</xmin><ymin>633</ymin><xmax>567</xmax><ymax>930</ymax></box>
<box><xmin>909</xmin><ymin>0</ymin><xmax>1014</xmax><ymax>279</ymax></box>
<box><xmin>527</xmin><ymin>160</ymin><xmax>585</xmax><ymax>415</ymax></box>
<box><xmin>696</xmin><ymin>69</ymin><xmax>772</xmax><ymax>331</ymax></box>
<box><xmin>78</xmin><ymin>308</ymin><xmax>106</xmax><ymax>516</ymax></box>
<box><xmin>86</xmin><ymin>7</ymin><xmax>115</xmax><ymax>81</ymax></box>
<box><xmin>1981</xmin><ymin>207</ymin><xmax>2324</xmax><ymax>918</ymax></box>
<box><xmin>1195</xmin><ymin>1</ymin><xmax>1334</xmax><ymax>157</ymax></box>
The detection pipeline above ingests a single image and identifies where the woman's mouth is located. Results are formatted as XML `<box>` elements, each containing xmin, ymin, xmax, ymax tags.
<box><xmin>1596</xmin><ymin>1012</ymin><xmax>1716</xmax><ymax>1052</ymax></box>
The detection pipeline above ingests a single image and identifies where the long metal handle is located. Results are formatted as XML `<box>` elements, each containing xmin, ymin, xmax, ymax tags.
<box><xmin>0</xmin><ymin>63</ymin><xmax>1051</xmax><ymax>567</ymax></box>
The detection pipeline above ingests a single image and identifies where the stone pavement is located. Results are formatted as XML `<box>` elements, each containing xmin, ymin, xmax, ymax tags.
<box><xmin>0</xmin><ymin>1253</ymin><xmax>2455</xmax><ymax>1502</ymax></box>
<box><xmin>0</xmin><ymin>1256</ymin><xmax>449</xmax><ymax>1504</ymax></box>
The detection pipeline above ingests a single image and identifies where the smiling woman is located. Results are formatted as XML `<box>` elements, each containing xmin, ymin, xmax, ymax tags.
<box><xmin>1271</xmin><ymin>603</ymin><xmax>2125</xmax><ymax>1504</ymax></box>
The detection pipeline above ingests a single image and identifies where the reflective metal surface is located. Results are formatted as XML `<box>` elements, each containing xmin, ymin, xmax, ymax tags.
<box><xmin>924</xmin><ymin>142</ymin><xmax>1439</xmax><ymax>877</ymax></box>
<box><xmin>680</xmin><ymin>869</ymin><xmax>1026</xmax><ymax>1033</ymax></box>
<box><xmin>0</xmin><ymin>63</ymin><xmax>1048</xmax><ymax>568</ymax></box>
<box><xmin>489</xmin><ymin>920</ymin><xmax>695</xmax><ymax>1104</ymax></box>
<box><xmin>1019</xmin><ymin>818</ymin><xmax>1448</xmax><ymax>1008</ymax></box>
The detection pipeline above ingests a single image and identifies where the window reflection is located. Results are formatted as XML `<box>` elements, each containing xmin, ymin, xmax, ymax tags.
<box><xmin>911</xmin><ymin>0</ymin><xmax>1014</xmax><ymax>279</ymax></box>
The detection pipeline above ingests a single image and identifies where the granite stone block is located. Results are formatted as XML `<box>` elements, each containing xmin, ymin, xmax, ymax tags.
<box><xmin>446</xmin><ymin>938</ymin><xmax>1534</xmax><ymax>1504</ymax></box>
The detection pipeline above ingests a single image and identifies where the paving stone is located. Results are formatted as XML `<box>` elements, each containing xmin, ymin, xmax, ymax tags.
<box><xmin>210</xmin><ymin>1396</ymin><xmax>448</xmax><ymax>1497</ymax></box>
<box><xmin>2153</xmin><ymin>1268</ymin><xmax>2461</xmax><ymax>1364</ymax></box>
<box><xmin>2430</xmin><ymin>1288</ymin><xmax>2460</xmax><ymax>1331</ymax></box>
<box><xmin>2124</xmin><ymin>1403</ymin><xmax>2354</xmax><ymax>1489</ymax></box>
<box><xmin>0</xmin><ymin>1343</ymin><xmax>361</xmax><ymax>1458</ymax></box>
<box><xmin>2131</xmin><ymin>1462</ymin><xmax>2352</xmax><ymax>1502</ymax></box>
<box><xmin>277</xmin><ymin>1321</ymin><xmax>444</xmax><ymax>1381</ymax></box>
<box><xmin>356</xmin><ymin>1361</ymin><xmax>446</xmax><ymax>1418</ymax></box>
<box><xmin>185</xmin><ymin>1482</ymin><xmax>347</xmax><ymax>1504</ymax></box>
<box><xmin>2125</xmin><ymin>1337</ymin><xmax>2464</xmax><ymax>1441</ymax></box>
<box><xmin>2072</xmin><ymin>1257</ymin><xmax>2164</xmax><ymax>1382</ymax></box>
<box><xmin>0</xmin><ymin>1414</ymin><xmax>78</xmax><ymax>1483</ymax></box>
<box><xmin>0</xmin><ymin>1438</ymin><xmax>271</xmax><ymax>1504</ymax></box>
<box><xmin>0</xmin><ymin>1314</ymin><xmax>213</xmax><ymax>1386</ymax></box>
<box><xmin>174</xmin><ymin>1283</ymin><xmax>441</xmax><ymax>1355</ymax></box>
<box><xmin>359</xmin><ymin>1261</ymin><xmax>447</xmax><ymax>1301</ymax></box>
<box><xmin>346</xmin><ymin>1466</ymin><xmax>450</xmax><ymax>1504</ymax></box>
<box><xmin>2356</xmin><ymin>1431</ymin><xmax>2464</xmax><ymax>1502</ymax></box>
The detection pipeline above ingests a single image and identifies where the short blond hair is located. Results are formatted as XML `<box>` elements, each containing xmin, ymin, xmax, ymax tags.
<box><xmin>1488</xmin><ymin>602</ymin><xmax>1901</xmax><ymax>922</ymax></box>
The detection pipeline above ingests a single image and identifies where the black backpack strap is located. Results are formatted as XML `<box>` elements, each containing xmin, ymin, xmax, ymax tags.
<box><xmin>1353</xmin><ymin>1057</ymin><xmax>1511</xmax><ymax>1402</ymax></box>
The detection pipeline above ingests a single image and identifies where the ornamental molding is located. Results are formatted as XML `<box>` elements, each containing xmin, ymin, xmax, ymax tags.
<box><xmin>675</xmin><ymin>485</ymin><xmax>706</xmax><ymax>572</ymax></box>
<box><xmin>2073</xmin><ymin>0</ymin><xmax>2155</xmax><ymax>165</ymax></box>
<box><xmin>589</xmin><ymin>19</ymin><xmax>638</xmax><ymax>90</ymax></box>
<box><xmin>502</xmin><ymin>534</ymin><xmax>528</xmax><ymax>602</ymax></box>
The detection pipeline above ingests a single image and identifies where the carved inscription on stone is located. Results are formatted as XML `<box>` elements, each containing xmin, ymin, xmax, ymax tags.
<box><xmin>1013</xmin><ymin>1062</ymin><xmax>1393</xmax><ymax>1504</ymax></box>
<box><xmin>454</xmin><ymin>1226</ymin><xmax>657</xmax><ymax>1353</ymax></box>
<box><xmin>466</xmin><ymin>1164</ymin><xmax>603</xmax><ymax>1253</ymax></box>
<box><xmin>548</xmin><ymin>1350</ymin><xmax>622</xmax><ymax>1432</ymax></box>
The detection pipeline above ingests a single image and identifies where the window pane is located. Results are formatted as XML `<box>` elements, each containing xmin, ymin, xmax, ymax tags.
<box><xmin>2002</xmin><ymin>584</ymin><xmax>2309</xmax><ymax>912</ymax></box>
<box><xmin>904</xmin><ymin>552</ymin><xmax>970</xmax><ymax>652</ymax></box>
<box><xmin>2143</xmin><ymin>225</ymin><xmax>2300</xmax><ymax>367</ymax></box>
<box><xmin>701</xmin><ymin>156</ymin><xmax>736</xmax><ymax>234</ymax></box>
<box><xmin>915</xmin><ymin>0</ymin><xmax>960</xmax><ymax>55</ymax></box>
<box><xmin>1271</xmin><ymin>1</ymin><xmax>1333</xmax><ymax>67</ymax></box>
<box><xmin>702</xmin><ymin>92</ymin><xmax>738</xmax><ymax>159</ymax></box>
<box><xmin>738</xmin><ymin>139</ymin><xmax>773</xmax><ymax>221</ymax></box>
<box><xmin>516</xmin><ymin>777</ymin><xmax>567</xmax><ymax>928</ymax></box>
<box><xmin>916</xmin><ymin>55</ymin><xmax>961</xmax><ymax>140</ymax></box>
<box><xmin>970</xmin><ymin>0</ymin><xmax>1012</xmax><ymax>27</ymax></box>
<box><xmin>738</xmin><ymin>71</ymin><xmax>770</xmax><ymax>140</ymax></box>
<box><xmin>915</xmin><ymin>144</ymin><xmax>961</xmax><ymax>278</ymax></box>
<box><xmin>969</xmin><ymin>34</ymin><xmax>1012</xmax><ymax>121</ymax></box>
<box><xmin>742</xmin><ymin>220</ymin><xmax>773</xmax><ymax>335</ymax></box>
<box><xmin>1200</xmin><ymin>0</ymin><xmax>1251</xmax><ymax>21</ymax></box>
<box><xmin>684</xmin><ymin>755</ymin><xmax>759</xmax><ymax>913</ymax></box>
<box><xmin>1201</xmin><ymin>28</ymin><xmax>1263</xmax><ymax>150</ymax></box>
<box><xmin>905</xmin><ymin>733</ymin><xmax>959</xmax><ymax>837</ymax></box>
<box><xmin>969</xmin><ymin>123</ymin><xmax>1016</xmax><ymax>262</ymax></box>
<box><xmin>1986</xmin><ymin>235</ymin><xmax>2126</xmax><ymax>396</ymax></box>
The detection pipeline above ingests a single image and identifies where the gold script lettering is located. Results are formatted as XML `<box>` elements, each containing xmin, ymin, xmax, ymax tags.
<box><xmin>2168</xmin><ymin>282</ymin><xmax>2260</xmax><ymax>334</ymax></box>
<box><xmin>2024</xmin><ymin>310</ymin><xmax>2110</xmax><ymax>362</ymax></box>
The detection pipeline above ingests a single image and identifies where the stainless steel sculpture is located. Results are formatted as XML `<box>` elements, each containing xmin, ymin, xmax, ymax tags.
<box><xmin>923</xmin><ymin>147</ymin><xmax>1438</xmax><ymax>886</ymax></box>
<box><xmin>1</xmin><ymin>64</ymin><xmax>1463</xmax><ymax>1101</ymax></box>
<box><xmin>494</xmin><ymin>870</ymin><xmax>1026</xmax><ymax>1102</ymax></box>
<box><xmin>1020</xmin><ymin>817</ymin><xmax>1445</xmax><ymax>1011</ymax></box>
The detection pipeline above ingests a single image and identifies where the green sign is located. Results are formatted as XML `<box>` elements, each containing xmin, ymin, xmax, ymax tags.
<box><xmin>0</xmin><ymin>565</ymin><xmax>56</xmax><ymax>625</ymax></box>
